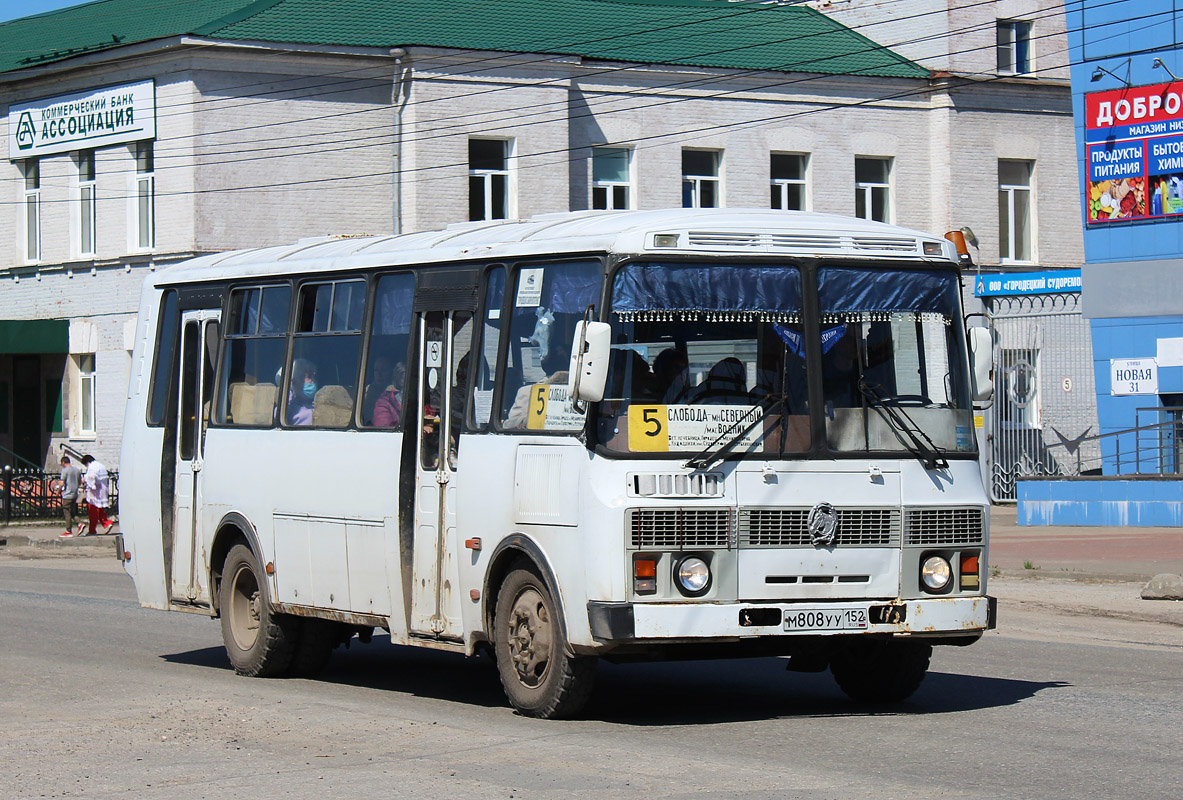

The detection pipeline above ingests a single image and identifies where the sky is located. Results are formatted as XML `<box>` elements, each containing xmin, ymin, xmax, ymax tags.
<box><xmin>1</xmin><ymin>0</ymin><xmax>88</xmax><ymax>23</ymax></box>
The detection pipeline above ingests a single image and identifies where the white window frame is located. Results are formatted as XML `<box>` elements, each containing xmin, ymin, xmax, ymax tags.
<box><xmin>855</xmin><ymin>157</ymin><xmax>892</xmax><ymax>223</ymax></box>
<box><xmin>999</xmin><ymin>160</ymin><xmax>1034</xmax><ymax>264</ymax></box>
<box><xmin>592</xmin><ymin>147</ymin><xmax>633</xmax><ymax>211</ymax></box>
<box><xmin>22</xmin><ymin>159</ymin><xmax>41</xmax><ymax>263</ymax></box>
<box><xmin>682</xmin><ymin>149</ymin><xmax>721</xmax><ymax>209</ymax></box>
<box><xmin>997</xmin><ymin>19</ymin><xmax>1032</xmax><ymax>75</ymax></box>
<box><xmin>77</xmin><ymin>150</ymin><xmax>96</xmax><ymax>257</ymax></box>
<box><xmin>77</xmin><ymin>353</ymin><xmax>97</xmax><ymax>438</ymax></box>
<box><xmin>771</xmin><ymin>152</ymin><xmax>808</xmax><ymax>211</ymax></box>
<box><xmin>468</xmin><ymin>138</ymin><xmax>512</xmax><ymax>221</ymax></box>
<box><xmin>133</xmin><ymin>141</ymin><xmax>155</xmax><ymax>251</ymax></box>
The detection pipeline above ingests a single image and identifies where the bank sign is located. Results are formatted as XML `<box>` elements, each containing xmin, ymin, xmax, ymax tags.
<box><xmin>1081</xmin><ymin>80</ymin><xmax>1183</xmax><ymax>224</ymax></box>
<box><xmin>8</xmin><ymin>80</ymin><xmax>155</xmax><ymax>160</ymax></box>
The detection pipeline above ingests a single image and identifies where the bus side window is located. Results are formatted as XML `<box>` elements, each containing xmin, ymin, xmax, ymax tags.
<box><xmin>216</xmin><ymin>285</ymin><xmax>290</xmax><ymax>427</ymax></box>
<box><xmin>287</xmin><ymin>279</ymin><xmax>365</xmax><ymax>428</ymax></box>
<box><xmin>146</xmin><ymin>289</ymin><xmax>179</xmax><ymax>426</ymax></box>
<box><xmin>360</xmin><ymin>273</ymin><xmax>414</xmax><ymax>428</ymax></box>
<box><xmin>499</xmin><ymin>261</ymin><xmax>602</xmax><ymax>431</ymax></box>
<box><xmin>470</xmin><ymin>266</ymin><xmax>505</xmax><ymax>431</ymax></box>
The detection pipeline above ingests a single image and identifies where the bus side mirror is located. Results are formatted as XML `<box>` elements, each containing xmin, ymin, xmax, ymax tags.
<box><xmin>967</xmin><ymin>326</ymin><xmax>993</xmax><ymax>403</ymax></box>
<box><xmin>569</xmin><ymin>321</ymin><xmax>611</xmax><ymax>403</ymax></box>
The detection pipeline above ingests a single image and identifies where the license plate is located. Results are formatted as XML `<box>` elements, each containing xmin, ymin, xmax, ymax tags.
<box><xmin>783</xmin><ymin>606</ymin><xmax>868</xmax><ymax>631</ymax></box>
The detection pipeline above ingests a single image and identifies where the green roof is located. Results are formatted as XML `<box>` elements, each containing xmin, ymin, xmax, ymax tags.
<box><xmin>0</xmin><ymin>0</ymin><xmax>926</xmax><ymax>79</ymax></box>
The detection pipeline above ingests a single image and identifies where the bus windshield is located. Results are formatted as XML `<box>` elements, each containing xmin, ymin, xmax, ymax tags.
<box><xmin>819</xmin><ymin>266</ymin><xmax>974</xmax><ymax>457</ymax></box>
<box><xmin>598</xmin><ymin>262</ymin><xmax>810</xmax><ymax>456</ymax></box>
<box><xmin>597</xmin><ymin>261</ymin><xmax>974</xmax><ymax>460</ymax></box>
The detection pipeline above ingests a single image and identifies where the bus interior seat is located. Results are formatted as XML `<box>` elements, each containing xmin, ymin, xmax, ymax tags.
<box><xmin>228</xmin><ymin>382</ymin><xmax>279</xmax><ymax>425</ymax></box>
<box><xmin>228</xmin><ymin>382</ymin><xmax>251</xmax><ymax>424</ymax></box>
<box><xmin>313</xmin><ymin>384</ymin><xmax>354</xmax><ymax>427</ymax></box>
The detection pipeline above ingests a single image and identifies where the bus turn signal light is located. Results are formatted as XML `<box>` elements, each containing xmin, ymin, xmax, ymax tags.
<box><xmin>961</xmin><ymin>553</ymin><xmax>980</xmax><ymax>590</ymax></box>
<box><xmin>465</xmin><ymin>538</ymin><xmax>482</xmax><ymax>551</ymax></box>
<box><xmin>634</xmin><ymin>557</ymin><xmax>657</xmax><ymax>594</ymax></box>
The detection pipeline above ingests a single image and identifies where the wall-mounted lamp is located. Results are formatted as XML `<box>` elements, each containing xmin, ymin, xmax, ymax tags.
<box><xmin>1091</xmin><ymin>65</ymin><xmax>1132</xmax><ymax>87</ymax></box>
<box><xmin>1152</xmin><ymin>58</ymin><xmax>1180</xmax><ymax>81</ymax></box>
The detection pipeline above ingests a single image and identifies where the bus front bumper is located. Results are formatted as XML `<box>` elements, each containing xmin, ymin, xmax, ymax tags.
<box><xmin>587</xmin><ymin>596</ymin><xmax>996</xmax><ymax>643</ymax></box>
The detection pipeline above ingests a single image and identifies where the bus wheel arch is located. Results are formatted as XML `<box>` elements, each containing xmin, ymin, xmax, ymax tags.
<box><xmin>209</xmin><ymin>512</ymin><xmax>264</xmax><ymax>617</ymax></box>
<box><xmin>482</xmin><ymin>536</ymin><xmax>569</xmax><ymax>648</ymax></box>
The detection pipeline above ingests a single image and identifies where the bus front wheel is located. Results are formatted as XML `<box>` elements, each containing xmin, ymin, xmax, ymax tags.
<box><xmin>219</xmin><ymin>543</ymin><xmax>297</xmax><ymax>677</ymax></box>
<box><xmin>829</xmin><ymin>639</ymin><xmax>931</xmax><ymax>703</ymax></box>
<box><xmin>493</xmin><ymin>568</ymin><xmax>595</xmax><ymax>719</ymax></box>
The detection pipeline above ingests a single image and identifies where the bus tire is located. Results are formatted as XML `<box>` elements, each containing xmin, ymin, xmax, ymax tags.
<box><xmin>219</xmin><ymin>543</ymin><xmax>297</xmax><ymax>677</ymax></box>
<box><xmin>494</xmin><ymin>568</ymin><xmax>595</xmax><ymax>719</ymax></box>
<box><xmin>285</xmin><ymin>618</ymin><xmax>338</xmax><ymax>678</ymax></box>
<box><xmin>830</xmin><ymin>639</ymin><xmax>931</xmax><ymax>703</ymax></box>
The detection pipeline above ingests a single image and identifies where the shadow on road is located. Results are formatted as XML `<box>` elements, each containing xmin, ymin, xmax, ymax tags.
<box><xmin>162</xmin><ymin>635</ymin><xmax>1067</xmax><ymax>725</ymax></box>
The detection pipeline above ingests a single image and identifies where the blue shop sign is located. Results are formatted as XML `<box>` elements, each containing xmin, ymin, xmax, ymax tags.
<box><xmin>973</xmin><ymin>269</ymin><xmax>1082</xmax><ymax>297</ymax></box>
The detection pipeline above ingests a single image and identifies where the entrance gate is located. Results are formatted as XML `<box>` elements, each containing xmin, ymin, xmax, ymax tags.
<box><xmin>986</xmin><ymin>293</ymin><xmax>1099</xmax><ymax>502</ymax></box>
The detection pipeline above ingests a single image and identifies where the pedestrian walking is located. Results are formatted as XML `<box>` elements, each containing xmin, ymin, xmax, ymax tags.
<box><xmin>79</xmin><ymin>455</ymin><xmax>113</xmax><ymax>536</ymax></box>
<box><xmin>58</xmin><ymin>456</ymin><xmax>83</xmax><ymax>537</ymax></box>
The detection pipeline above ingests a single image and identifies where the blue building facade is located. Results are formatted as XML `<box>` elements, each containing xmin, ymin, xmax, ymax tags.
<box><xmin>1069</xmin><ymin>0</ymin><xmax>1183</xmax><ymax>476</ymax></box>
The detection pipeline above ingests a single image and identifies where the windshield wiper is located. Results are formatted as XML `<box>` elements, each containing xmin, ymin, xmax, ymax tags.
<box><xmin>683</xmin><ymin>395</ymin><xmax>785</xmax><ymax>471</ymax></box>
<box><xmin>857</xmin><ymin>379</ymin><xmax>948</xmax><ymax>470</ymax></box>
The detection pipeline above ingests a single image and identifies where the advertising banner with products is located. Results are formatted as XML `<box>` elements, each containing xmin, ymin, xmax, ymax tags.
<box><xmin>8</xmin><ymin>80</ymin><xmax>155</xmax><ymax>160</ymax></box>
<box><xmin>1082</xmin><ymin>79</ymin><xmax>1183</xmax><ymax>224</ymax></box>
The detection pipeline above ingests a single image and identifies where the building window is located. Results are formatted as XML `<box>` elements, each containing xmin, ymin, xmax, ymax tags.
<box><xmin>682</xmin><ymin>149</ymin><xmax>720</xmax><ymax>209</ymax></box>
<box><xmin>77</xmin><ymin>354</ymin><xmax>96</xmax><ymax>436</ymax></box>
<box><xmin>997</xmin><ymin>20</ymin><xmax>1031</xmax><ymax>75</ymax></box>
<box><xmin>855</xmin><ymin>157</ymin><xmax>891</xmax><ymax>222</ymax></box>
<box><xmin>592</xmin><ymin>147</ymin><xmax>631</xmax><ymax>210</ymax></box>
<box><xmin>135</xmin><ymin>141</ymin><xmax>155</xmax><ymax>250</ymax></box>
<box><xmin>77</xmin><ymin>150</ymin><xmax>96</xmax><ymax>257</ymax></box>
<box><xmin>999</xmin><ymin>160</ymin><xmax>1033</xmax><ymax>262</ymax></box>
<box><xmin>771</xmin><ymin>153</ymin><xmax>807</xmax><ymax>211</ymax></box>
<box><xmin>22</xmin><ymin>159</ymin><xmax>40</xmax><ymax>262</ymax></box>
<box><xmin>469</xmin><ymin>139</ymin><xmax>510</xmax><ymax>221</ymax></box>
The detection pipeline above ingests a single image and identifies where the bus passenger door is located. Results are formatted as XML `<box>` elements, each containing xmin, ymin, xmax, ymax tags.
<box><xmin>410</xmin><ymin>310</ymin><xmax>471</xmax><ymax>638</ymax></box>
<box><xmin>170</xmin><ymin>309</ymin><xmax>221</xmax><ymax>604</ymax></box>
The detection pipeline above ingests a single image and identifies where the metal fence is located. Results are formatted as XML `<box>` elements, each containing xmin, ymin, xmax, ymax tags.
<box><xmin>986</xmin><ymin>292</ymin><xmax>1100</xmax><ymax>502</ymax></box>
<box><xmin>1047</xmin><ymin>407</ymin><xmax>1183</xmax><ymax>476</ymax></box>
<box><xmin>0</xmin><ymin>467</ymin><xmax>120</xmax><ymax>523</ymax></box>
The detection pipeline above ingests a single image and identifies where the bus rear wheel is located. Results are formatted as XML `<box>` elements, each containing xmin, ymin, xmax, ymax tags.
<box><xmin>494</xmin><ymin>568</ymin><xmax>595</xmax><ymax>719</ymax></box>
<box><xmin>830</xmin><ymin>639</ymin><xmax>932</xmax><ymax>703</ymax></box>
<box><xmin>219</xmin><ymin>543</ymin><xmax>297</xmax><ymax>677</ymax></box>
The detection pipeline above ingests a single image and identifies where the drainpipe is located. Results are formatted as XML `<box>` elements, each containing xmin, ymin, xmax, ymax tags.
<box><xmin>390</xmin><ymin>47</ymin><xmax>408</xmax><ymax>235</ymax></box>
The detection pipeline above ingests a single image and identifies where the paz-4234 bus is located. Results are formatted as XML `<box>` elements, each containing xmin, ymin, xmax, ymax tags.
<box><xmin>119</xmin><ymin>208</ymin><xmax>996</xmax><ymax>719</ymax></box>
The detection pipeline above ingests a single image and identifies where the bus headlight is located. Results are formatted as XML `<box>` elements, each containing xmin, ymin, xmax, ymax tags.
<box><xmin>920</xmin><ymin>555</ymin><xmax>952</xmax><ymax>592</ymax></box>
<box><xmin>674</xmin><ymin>556</ymin><xmax>711</xmax><ymax>596</ymax></box>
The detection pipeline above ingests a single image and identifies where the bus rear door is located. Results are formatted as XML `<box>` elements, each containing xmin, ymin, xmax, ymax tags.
<box><xmin>170</xmin><ymin>309</ymin><xmax>220</xmax><ymax>603</ymax></box>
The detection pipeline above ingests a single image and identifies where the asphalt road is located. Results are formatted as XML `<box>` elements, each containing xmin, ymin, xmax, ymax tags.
<box><xmin>1</xmin><ymin>559</ymin><xmax>1180</xmax><ymax>800</ymax></box>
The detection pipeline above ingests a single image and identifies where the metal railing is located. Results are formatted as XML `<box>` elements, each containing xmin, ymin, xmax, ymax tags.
<box><xmin>0</xmin><ymin>443</ymin><xmax>41</xmax><ymax>471</ymax></box>
<box><xmin>0</xmin><ymin>466</ymin><xmax>120</xmax><ymax>523</ymax></box>
<box><xmin>1044</xmin><ymin>406</ymin><xmax>1183</xmax><ymax>476</ymax></box>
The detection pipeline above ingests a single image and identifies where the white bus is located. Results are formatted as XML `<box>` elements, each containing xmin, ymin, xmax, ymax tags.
<box><xmin>119</xmin><ymin>208</ymin><xmax>995</xmax><ymax>719</ymax></box>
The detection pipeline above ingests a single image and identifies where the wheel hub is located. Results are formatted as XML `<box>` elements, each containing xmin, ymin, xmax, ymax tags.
<box><xmin>507</xmin><ymin>588</ymin><xmax>552</xmax><ymax>687</ymax></box>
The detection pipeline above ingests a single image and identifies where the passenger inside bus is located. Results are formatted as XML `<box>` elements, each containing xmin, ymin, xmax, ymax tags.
<box><xmin>287</xmin><ymin>358</ymin><xmax>318</xmax><ymax>425</ymax></box>
<box><xmin>371</xmin><ymin>361</ymin><xmax>406</xmax><ymax>428</ymax></box>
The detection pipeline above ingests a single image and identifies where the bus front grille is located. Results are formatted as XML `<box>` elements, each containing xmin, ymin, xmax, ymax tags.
<box><xmin>904</xmin><ymin>507</ymin><xmax>985</xmax><ymax>546</ymax></box>
<box><xmin>738</xmin><ymin>508</ymin><xmax>900</xmax><ymax>547</ymax></box>
<box><xmin>628</xmin><ymin>508</ymin><xmax>733</xmax><ymax>549</ymax></box>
